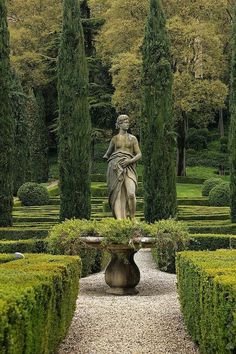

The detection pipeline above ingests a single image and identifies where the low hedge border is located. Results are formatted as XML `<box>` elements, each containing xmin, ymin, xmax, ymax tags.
<box><xmin>0</xmin><ymin>239</ymin><xmax>107</xmax><ymax>278</ymax></box>
<box><xmin>0</xmin><ymin>239</ymin><xmax>48</xmax><ymax>253</ymax></box>
<box><xmin>189</xmin><ymin>234</ymin><xmax>236</xmax><ymax>251</ymax></box>
<box><xmin>176</xmin><ymin>250</ymin><xmax>236</xmax><ymax>354</ymax></box>
<box><xmin>90</xmin><ymin>174</ymin><xmax>205</xmax><ymax>184</ymax></box>
<box><xmin>188</xmin><ymin>224</ymin><xmax>236</xmax><ymax>235</ymax></box>
<box><xmin>0</xmin><ymin>228</ymin><xmax>49</xmax><ymax>240</ymax></box>
<box><xmin>0</xmin><ymin>253</ymin><xmax>81</xmax><ymax>354</ymax></box>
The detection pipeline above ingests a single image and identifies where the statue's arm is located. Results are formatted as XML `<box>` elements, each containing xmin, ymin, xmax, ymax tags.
<box><xmin>103</xmin><ymin>138</ymin><xmax>115</xmax><ymax>159</ymax></box>
<box><xmin>130</xmin><ymin>137</ymin><xmax>142</xmax><ymax>164</ymax></box>
<box><xmin>120</xmin><ymin>137</ymin><xmax>141</xmax><ymax>168</ymax></box>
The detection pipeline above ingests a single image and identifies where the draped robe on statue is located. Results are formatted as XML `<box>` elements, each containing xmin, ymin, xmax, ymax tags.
<box><xmin>107</xmin><ymin>151</ymin><xmax>138</xmax><ymax>218</ymax></box>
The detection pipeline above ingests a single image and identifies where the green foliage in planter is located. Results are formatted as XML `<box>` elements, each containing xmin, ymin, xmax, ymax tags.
<box><xmin>209</xmin><ymin>182</ymin><xmax>230</xmax><ymax>206</ymax></box>
<box><xmin>177</xmin><ymin>250</ymin><xmax>236</xmax><ymax>354</ymax></box>
<box><xmin>0</xmin><ymin>253</ymin><xmax>81</xmax><ymax>354</ymax></box>
<box><xmin>202</xmin><ymin>177</ymin><xmax>223</xmax><ymax>196</ymax></box>
<box><xmin>48</xmin><ymin>218</ymin><xmax>188</xmax><ymax>273</ymax></box>
<box><xmin>151</xmin><ymin>220</ymin><xmax>189</xmax><ymax>273</ymax></box>
<box><xmin>17</xmin><ymin>182</ymin><xmax>50</xmax><ymax>206</ymax></box>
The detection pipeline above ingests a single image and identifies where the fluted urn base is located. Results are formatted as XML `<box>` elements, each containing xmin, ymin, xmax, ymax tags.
<box><xmin>105</xmin><ymin>247</ymin><xmax>140</xmax><ymax>295</ymax></box>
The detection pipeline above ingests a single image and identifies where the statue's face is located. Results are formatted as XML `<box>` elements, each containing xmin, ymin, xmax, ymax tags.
<box><xmin>119</xmin><ymin>118</ymin><xmax>129</xmax><ymax>131</ymax></box>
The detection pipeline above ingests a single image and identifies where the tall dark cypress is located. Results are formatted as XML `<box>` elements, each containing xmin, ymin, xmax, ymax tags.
<box><xmin>58</xmin><ymin>0</ymin><xmax>91</xmax><ymax>220</ymax></box>
<box><xmin>0</xmin><ymin>0</ymin><xmax>14</xmax><ymax>226</ymax></box>
<box><xmin>141</xmin><ymin>0</ymin><xmax>176</xmax><ymax>223</ymax></box>
<box><xmin>26</xmin><ymin>89</ymin><xmax>48</xmax><ymax>183</ymax></box>
<box><xmin>10</xmin><ymin>71</ymin><xmax>30</xmax><ymax>195</ymax></box>
<box><xmin>229</xmin><ymin>5</ymin><xmax>236</xmax><ymax>223</ymax></box>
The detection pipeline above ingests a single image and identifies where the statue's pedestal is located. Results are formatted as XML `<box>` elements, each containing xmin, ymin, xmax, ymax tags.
<box><xmin>80</xmin><ymin>237</ymin><xmax>156</xmax><ymax>295</ymax></box>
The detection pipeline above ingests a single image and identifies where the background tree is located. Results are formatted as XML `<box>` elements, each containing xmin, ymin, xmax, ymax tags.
<box><xmin>90</xmin><ymin>0</ymin><xmax>230</xmax><ymax>168</ymax></box>
<box><xmin>26</xmin><ymin>89</ymin><xmax>49</xmax><ymax>183</ymax></box>
<box><xmin>58</xmin><ymin>0</ymin><xmax>91</xmax><ymax>220</ymax></box>
<box><xmin>10</xmin><ymin>71</ymin><xmax>30</xmax><ymax>194</ymax></box>
<box><xmin>0</xmin><ymin>0</ymin><xmax>14</xmax><ymax>226</ymax></box>
<box><xmin>229</xmin><ymin>4</ymin><xmax>236</xmax><ymax>223</ymax></box>
<box><xmin>142</xmin><ymin>0</ymin><xmax>176</xmax><ymax>222</ymax></box>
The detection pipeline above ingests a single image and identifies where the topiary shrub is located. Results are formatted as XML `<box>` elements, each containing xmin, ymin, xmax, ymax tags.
<box><xmin>208</xmin><ymin>182</ymin><xmax>230</xmax><ymax>207</ymax></box>
<box><xmin>202</xmin><ymin>177</ymin><xmax>223</xmax><ymax>196</ymax></box>
<box><xmin>17</xmin><ymin>182</ymin><xmax>49</xmax><ymax>206</ymax></box>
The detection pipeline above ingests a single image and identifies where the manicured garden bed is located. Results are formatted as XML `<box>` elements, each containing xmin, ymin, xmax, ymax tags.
<box><xmin>0</xmin><ymin>253</ymin><xmax>81</xmax><ymax>354</ymax></box>
<box><xmin>177</xmin><ymin>250</ymin><xmax>236</xmax><ymax>354</ymax></box>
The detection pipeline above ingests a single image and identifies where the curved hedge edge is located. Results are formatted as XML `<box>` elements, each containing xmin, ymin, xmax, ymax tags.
<box><xmin>0</xmin><ymin>254</ymin><xmax>81</xmax><ymax>354</ymax></box>
<box><xmin>176</xmin><ymin>250</ymin><xmax>236</xmax><ymax>354</ymax></box>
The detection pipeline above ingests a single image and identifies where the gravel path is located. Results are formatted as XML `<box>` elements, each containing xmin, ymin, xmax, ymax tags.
<box><xmin>58</xmin><ymin>249</ymin><xmax>199</xmax><ymax>354</ymax></box>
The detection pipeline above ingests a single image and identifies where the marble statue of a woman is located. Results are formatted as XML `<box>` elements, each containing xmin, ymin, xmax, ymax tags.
<box><xmin>103</xmin><ymin>115</ymin><xmax>142</xmax><ymax>220</ymax></box>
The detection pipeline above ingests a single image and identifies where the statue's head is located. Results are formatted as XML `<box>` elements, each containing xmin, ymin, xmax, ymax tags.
<box><xmin>116</xmin><ymin>114</ymin><xmax>129</xmax><ymax>130</ymax></box>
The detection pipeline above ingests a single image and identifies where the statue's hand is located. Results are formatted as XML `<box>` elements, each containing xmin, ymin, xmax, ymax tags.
<box><xmin>120</xmin><ymin>159</ymin><xmax>132</xmax><ymax>168</ymax></box>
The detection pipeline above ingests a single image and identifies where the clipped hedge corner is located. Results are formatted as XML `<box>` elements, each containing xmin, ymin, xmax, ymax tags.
<box><xmin>0</xmin><ymin>253</ymin><xmax>81</xmax><ymax>354</ymax></box>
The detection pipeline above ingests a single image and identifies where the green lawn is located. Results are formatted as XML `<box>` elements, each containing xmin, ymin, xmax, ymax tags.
<box><xmin>177</xmin><ymin>184</ymin><xmax>202</xmax><ymax>198</ymax></box>
<box><xmin>186</xmin><ymin>166</ymin><xmax>229</xmax><ymax>181</ymax></box>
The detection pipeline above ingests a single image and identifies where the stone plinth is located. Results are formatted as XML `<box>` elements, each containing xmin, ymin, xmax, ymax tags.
<box><xmin>80</xmin><ymin>237</ymin><xmax>156</xmax><ymax>295</ymax></box>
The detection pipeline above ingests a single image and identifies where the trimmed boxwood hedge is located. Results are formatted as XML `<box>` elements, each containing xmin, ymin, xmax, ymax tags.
<box><xmin>0</xmin><ymin>239</ymin><xmax>47</xmax><ymax>253</ymax></box>
<box><xmin>0</xmin><ymin>228</ymin><xmax>48</xmax><ymax>240</ymax></box>
<box><xmin>189</xmin><ymin>233</ymin><xmax>236</xmax><ymax>250</ymax></box>
<box><xmin>0</xmin><ymin>239</ymin><xmax>106</xmax><ymax>278</ymax></box>
<box><xmin>0</xmin><ymin>253</ymin><xmax>81</xmax><ymax>354</ymax></box>
<box><xmin>177</xmin><ymin>250</ymin><xmax>236</xmax><ymax>354</ymax></box>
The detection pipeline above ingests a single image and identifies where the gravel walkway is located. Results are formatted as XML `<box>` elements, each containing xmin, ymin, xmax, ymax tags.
<box><xmin>58</xmin><ymin>249</ymin><xmax>199</xmax><ymax>354</ymax></box>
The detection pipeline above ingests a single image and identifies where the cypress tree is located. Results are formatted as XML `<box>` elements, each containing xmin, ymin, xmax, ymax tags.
<box><xmin>229</xmin><ymin>5</ymin><xmax>236</xmax><ymax>223</ymax></box>
<box><xmin>26</xmin><ymin>89</ymin><xmax>48</xmax><ymax>183</ymax></box>
<box><xmin>35</xmin><ymin>89</ymin><xmax>49</xmax><ymax>182</ymax></box>
<box><xmin>58</xmin><ymin>0</ymin><xmax>91</xmax><ymax>220</ymax></box>
<box><xmin>141</xmin><ymin>0</ymin><xmax>176</xmax><ymax>223</ymax></box>
<box><xmin>10</xmin><ymin>71</ymin><xmax>30</xmax><ymax>195</ymax></box>
<box><xmin>0</xmin><ymin>0</ymin><xmax>14</xmax><ymax>226</ymax></box>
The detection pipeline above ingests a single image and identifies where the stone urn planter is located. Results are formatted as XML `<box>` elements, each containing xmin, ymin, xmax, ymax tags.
<box><xmin>80</xmin><ymin>236</ymin><xmax>156</xmax><ymax>295</ymax></box>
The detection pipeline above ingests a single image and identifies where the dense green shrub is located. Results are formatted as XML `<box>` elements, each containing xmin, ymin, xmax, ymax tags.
<box><xmin>187</xmin><ymin>149</ymin><xmax>228</xmax><ymax>170</ymax></box>
<box><xmin>0</xmin><ymin>253</ymin><xmax>81</xmax><ymax>354</ymax></box>
<box><xmin>220</xmin><ymin>136</ymin><xmax>228</xmax><ymax>153</ymax></box>
<box><xmin>209</xmin><ymin>182</ymin><xmax>230</xmax><ymax>206</ymax></box>
<box><xmin>151</xmin><ymin>220</ymin><xmax>189</xmax><ymax>273</ymax></box>
<box><xmin>17</xmin><ymin>182</ymin><xmax>50</xmax><ymax>206</ymax></box>
<box><xmin>177</xmin><ymin>250</ymin><xmax>236</xmax><ymax>354</ymax></box>
<box><xmin>187</xmin><ymin>128</ymin><xmax>209</xmax><ymax>151</ymax></box>
<box><xmin>202</xmin><ymin>177</ymin><xmax>223</xmax><ymax>196</ymax></box>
